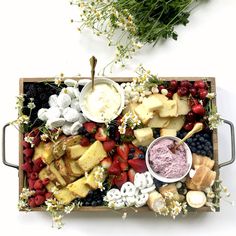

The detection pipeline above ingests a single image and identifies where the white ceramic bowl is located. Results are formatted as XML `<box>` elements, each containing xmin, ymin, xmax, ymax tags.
<box><xmin>79</xmin><ymin>78</ymin><xmax>125</xmax><ymax>123</ymax></box>
<box><xmin>145</xmin><ymin>136</ymin><xmax>192</xmax><ymax>183</ymax></box>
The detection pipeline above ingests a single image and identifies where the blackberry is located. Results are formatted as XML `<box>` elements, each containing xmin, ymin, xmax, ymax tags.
<box><xmin>153</xmin><ymin>128</ymin><xmax>160</xmax><ymax>138</ymax></box>
<box><xmin>108</xmin><ymin>124</ymin><xmax>117</xmax><ymax>140</ymax></box>
<box><xmin>153</xmin><ymin>179</ymin><xmax>165</xmax><ymax>189</ymax></box>
<box><xmin>78</xmin><ymin>127</ymin><xmax>87</xmax><ymax>135</ymax></box>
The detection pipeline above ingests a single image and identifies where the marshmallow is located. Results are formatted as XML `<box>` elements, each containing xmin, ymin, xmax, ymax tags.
<box><xmin>120</xmin><ymin>182</ymin><xmax>136</xmax><ymax>197</ymax></box>
<box><xmin>72</xmin><ymin>88</ymin><xmax>80</xmax><ymax>98</ymax></box>
<box><xmin>64</xmin><ymin>79</ymin><xmax>78</xmax><ymax>87</ymax></box>
<box><xmin>70</xmin><ymin>121</ymin><xmax>82</xmax><ymax>135</ymax></box>
<box><xmin>45</xmin><ymin>107</ymin><xmax>61</xmax><ymax>120</ymax></box>
<box><xmin>48</xmin><ymin>94</ymin><xmax>58</xmax><ymax>107</ymax></box>
<box><xmin>77</xmin><ymin>113</ymin><xmax>87</xmax><ymax>123</ymax></box>
<box><xmin>63</xmin><ymin>107</ymin><xmax>80</xmax><ymax>122</ymax></box>
<box><xmin>37</xmin><ymin>108</ymin><xmax>48</xmax><ymax>121</ymax></box>
<box><xmin>57</xmin><ymin>93</ymin><xmax>71</xmax><ymax>108</ymax></box>
<box><xmin>62</xmin><ymin>122</ymin><xmax>73</xmax><ymax>136</ymax></box>
<box><xmin>47</xmin><ymin>118</ymin><xmax>65</xmax><ymax>129</ymax></box>
<box><xmin>61</xmin><ymin>87</ymin><xmax>76</xmax><ymax>99</ymax></box>
<box><xmin>71</xmin><ymin>99</ymin><xmax>81</xmax><ymax>112</ymax></box>
<box><xmin>78</xmin><ymin>79</ymin><xmax>91</xmax><ymax>86</ymax></box>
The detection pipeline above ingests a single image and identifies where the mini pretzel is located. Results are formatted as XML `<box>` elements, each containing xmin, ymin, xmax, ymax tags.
<box><xmin>135</xmin><ymin>193</ymin><xmax>149</xmax><ymax>208</ymax></box>
<box><xmin>120</xmin><ymin>182</ymin><xmax>136</xmax><ymax>197</ymax></box>
<box><xmin>134</xmin><ymin>173</ymin><xmax>147</xmax><ymax>189</ymax></box>
<box><xmin>106</xmin><ymin>189</ymin><xmax>122</xmax><ymax>201</ymax></box>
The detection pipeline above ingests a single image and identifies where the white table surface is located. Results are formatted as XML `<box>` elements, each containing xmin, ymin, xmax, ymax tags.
<box><xmin>0</xmin><ymin>0</ymin><xmax>236</xmax><ymax>235</ymax></box>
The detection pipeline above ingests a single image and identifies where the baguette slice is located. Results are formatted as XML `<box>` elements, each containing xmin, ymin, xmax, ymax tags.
<box><xmin>49</xmin><ymin>162</ymin><xmax>67</xmax><ymax>187</ymax></box>
<box><xmin>65</xmin><ymin>158</ymin><xmax>84</xmax><ymax>177</ymax></box>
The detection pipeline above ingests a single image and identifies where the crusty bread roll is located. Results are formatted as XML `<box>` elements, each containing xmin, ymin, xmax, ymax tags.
<box><xmin>192</xmin><ymin>153</ymin><xmax>215</xmax><ymax>170</ymax></box>
<box><xmin>147</xmin><ymin>191</ymin><xmax>166</xmax><ymax>212</ymax></box>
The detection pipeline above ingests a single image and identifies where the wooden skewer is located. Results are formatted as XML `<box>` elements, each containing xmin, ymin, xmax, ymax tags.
<box><xmin>89</xmin><ymin>56</ymin><xmax>97</xmax><ymax>91</ymax></box>
<box><xmin>172</xmin><ymin>122</ymin><xmax>204</xmax><ymax>153</ymax></box>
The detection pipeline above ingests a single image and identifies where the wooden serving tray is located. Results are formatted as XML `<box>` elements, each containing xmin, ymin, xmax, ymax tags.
<box><xmin>16</xmin><ymin>77</ymin><xmax>219</xmax><ymax>212</ymax></box>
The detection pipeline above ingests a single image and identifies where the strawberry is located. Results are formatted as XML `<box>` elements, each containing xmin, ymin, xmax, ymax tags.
<box><xmin>79</xmin><ymin>137</ymin><xmax>90</xmax><ymax>146</ymax></box>
<box><xmin>128</xmin><ymin>168</ymin><xmax>136</xmax><ymax>183</ymax></box>
<box><xmin>45</xmin><ymin>192</ymin><xmax>53</xmax><ymax>200</ymax></box>
<box><xmin>101</xmin><ymin>157</ymin><xmax>112</xmax><ymax>169</ymax></box>
<box><xmin>83</xmin><ymin>122</ymin><xmax>97</xmax><ymax>133</ymax></box>
<box><xmin>108</xmin><ymin>158</ymin><xmax>121</xmax><ymax>176</ymax></box>
<box><xmin>113</xmin><ymin>172</ymin><xmax>128</xmax><ymax>189</ymax></box>
<box><xmin>117</xmin><ymin>144</ymin><xmax>129</xmax><ymax>161</ymax></box>
<box><xmin>28</xmin><ymin>198</ymin><xmax>37</xmax><ymax>208</ymax></box>
<box><xmin>42</xmin><ymin>178</ymin><xmax>50</xmax><ymax>186</ymax></box>
<box><xmin>23</xmin><ymin>148</ymin><xmax>34</xmax><ymax>158</ymax></box>
<box><xmin>35</xmin><ymin>188</ymin><xmax>46</xmax><ymax>196</ymax></box>
<box><xmin>103</xmin><ymin>140</ymin><xmax>116</xmax><ymax>152</ymax></box>
<box><xmin>22</xmin><ymin>140</ymin><xmax>30</xmax><ymax>149</ymax></box>
<box><xmin>128</xmin><ymin>159</ymin><xmax>147</xmax><ymax>173</ymax></box>
<box><xmin>95</xmin><ymin>127</ymin><xmax>108</xmax><ymax>141</ymax></box>
<box><xmin>28</xmin><ymin>179</ymin><xmax>36</xmax><ymax>190</ymax></box>
<box><xmin>33</xmin><ymin>179</ymin><xmax>43</xmax><ymax>190</ymax></box>
<box><xmin>30</xmin><ymin>172</ymin><xmax>38</xmax><ymax>180</ymax></box>
<box><xmin>119</xmin><ymin>161</ymin><xmax>129</xmax><ymax>171</ymax></box>
<box><xmin>22</xmin><ymin>162</ymin><xmax>33</xmax><ymax>173</ymax></box>
<box><xmin>35</xmin><ymin>195</ymin><xmax>45</xmax><ymax>206</ymax></box>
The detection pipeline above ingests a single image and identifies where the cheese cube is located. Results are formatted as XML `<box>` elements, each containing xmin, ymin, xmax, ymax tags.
<box><xmin>134</xmin><ymin>127</ymin><xmax>153</xmax><ymax>143</ymax></box>
<box><xmin>160</xmin><ymin>128</ymin><xmax>177</xmax><ymax>137</ymax></box>
<box><xmin>78</xmin><ymin>141</ymin><xmax>107</xmax><ymax>172</ymax></box>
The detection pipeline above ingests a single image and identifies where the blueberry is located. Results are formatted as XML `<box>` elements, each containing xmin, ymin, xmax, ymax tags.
<box><xmin>138</xmin><ymin>153</ymin><xmax>145</xmax><ymax>159</ymax></box>
<box><xmin>200</xmin><ymin>151</ymin><xmax>207</xmax><ymax>156</ymax></box>
<box><xmin>128</xmin><ymin>153</ymin><xmax>134</xmax><ymax>159</ymax></box>
<box><xmin>130</xmin><ymin>148</ymin><xmax>135</xmax><ymax>153</ymax></box>
<box><xmin>84</xmin><ymin>201</ymin><xmax>90</xmax><ymax>206</ymax></box>
<box><xmin>191</xmin><ymin>147</ymin><xmax>197</xmax><ymax>153</ymax></box>
<box><xmin>197</xmin><ymin>145</ymin><xmax>202</xmax><ymax>150</ymax></box>
<box><xmin>187</xmin><ymin>138</ymin><xmax>193</xmax><ymax>143</ymax></box>
<box><xmin>191</xmin><ymin>142</ymin><xmax>196</xmax><ymax>147</ymax></box>
<box><xmin>196</xmin><ymin>150</ymin><xmax>201</xmax><ymax>155</ymax></box>
<box><xmin>97</xmin><ymin>200</ymin><xmax>103</xmax><ymax>205</ymax></box>
<box><xmin>203</xmin><ymin>133</ymin><xmax>210</xmax><ymax>139</ymax></box>
<box><xmin>91</xmin><ymin>201</ymin><xmax>97</xmax><ymax>206</ymax></box>
<box><xmin>204</xmin><ymin>146</ymin><xmax>209</xmax><ymax>152</ymax></box>
<box><xmin>193</xmin><ymin>138</ymin><xmax>197</xmax><ymax>142</ymax></box>
<box><xmin>199</xmin><ymin>137</ymin><xmax>205</xmax><ymax>142</ymax></box>
<box><xmin>195</xmin><ymin>134</ymin><xmax>201</xmax><ymax>139</ymax></box>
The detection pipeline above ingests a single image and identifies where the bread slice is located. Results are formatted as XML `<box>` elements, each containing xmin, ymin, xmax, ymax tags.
<box><xmin>173</xmin><ymin>93</ymin><xmax>190</xmax><ymax>115</ymax></box>
<box><xmin>85</xmin><ymin>166</ymin><xmax>107</xmax><ymax>189</ymax></box>
<box><xmin>160</xmin><ymin>128</ymin><xmax>177</xmax><ymax>137</ymax></box>
<box><xmin>67</xmin><ymin>177</ymin><xmax>91</xmax><ymax>198</ymax></box>
<box><xmin>147</xmin><ymin>113</ymin><xmax>170</xmax><ymax>128</ymax></box>
<box><xmin>134</xmin><ymin>127</ymin><xmax>153</xmax><ymax>143</ymax></box>
<box><xmin>78</xmin><ymin>141</ymin><xmax>107</xmax><ymax>172</ymax></box>
<box><xmin>65</xmin><ymin>158</ymin><xmax>84</xmax><ymax>177</ymax></box>
<box><xmin>134</xmin><ymin>104</ymin><xmax>153</xmax><ymax>124</ymax></box>
<box><xmin>49</xmin><ymin>162</ymin><xmax>67</xmax><ymax>187</ymax></box>
<box><xmin>33</xmin><ymin>141</ymin><xmax>54</xmax><ymax>164</ymax></box>
<box><xmin>39</xmin><ymin>168</ymin><xmax>58</xmax><ymax>192</ymax></box>
<box><xmin>66</xmin><ymin>144</ymin><xmax>90</xmax><ymax>160</ymax></box>
<box><xmin>54</xmin><ymin>188</ymin><xmax>77</xmax><ymax>205</ymax></box>
<box><xmin>165</xmin><ymin>116</ymin><xmax>185</xmax><ymax>131</ymax></box>
<box><xmin>142</xmin><ymin>94</ymin><xmax>163</xmax><ymax>112</ymax></box>
<box><xmin>159</xmin><ymin>100</ymin><xmax>177</xmax><ymax>117</ymax></box>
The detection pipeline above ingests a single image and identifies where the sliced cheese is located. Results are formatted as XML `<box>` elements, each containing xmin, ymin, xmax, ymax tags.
<box><xmin>165</xmin><ymin>116</ymin><xmax>185</xmax><ymax>131</ymax></box>
<box><xmin>122</xmin><ymin>102</ymin><xmax>139</xmax><ymax>115</ymax></box>
<box><xmin>173</xmin><ymin>93</ymin><xmax>190</xmax><ymax>115</ymax></box>
<box><xmin>134</xmin><ymin>104</ymin><xmax>153</xmax><ymax>124</ymax></box>
<box><xmin>159</xmin><ymin>100</ymin><xmax>177</xmax><ymax>117</ymax></box>
<box><xmin>142</xmin><ymin>95</ymin><xmax>163</xmax><ymax>112</ymax></box>
<box><xmin>33</xmin><ymin>141</ymin><xmax>54</xmax><ymax>164</ymax></box>
<box><xmin>148</xmin><ymin>113</ymin><xmax>170</xmax><ymax>128</ymax></box>
<box><xmin>160</xmin><ymin>128</ymin><xmax>177</xmax><ymax>137</ymax></box>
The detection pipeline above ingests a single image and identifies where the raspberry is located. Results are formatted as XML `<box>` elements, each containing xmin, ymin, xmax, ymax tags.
<box><xmin>33</xmin><ymin>179</ymin><xmax>43</xmax><ymax>190</ymax></box>
<box><xmin>21</xmin><ymin>162</ymin><xmax>33</xmax><ymax>173</ymax></box>
<box><xmin>42</xmin><ymin>178</ymin><xmax>50</xmax><ymax>186</ymax></box>
<box><xmin>30</xmin><ymin>172</ymin><xmax>38</xmax><ymax>180</ymax></box>
<box><xmin>24</xmin><ymin>156</ymin><xmax>32</xmax><ymax>163</ymax></box>
<box><xmin>28</xmin><ymin>198</ymin><xmax>37</xmax><ymax>208</ymax></box>
<box><xmin>23</xmin><ymin>148</ymin><xmax>34</xmax><ymax>158</ymax></box>
<box><xmin>35</xmin><ymin>195</ymin><xmax>45</xmax><ymax>206</ymax></box>
<box><xmin>22</xmin><ymin>141</ymin><xmax>30</xmax><ymax>149</ymax></box>
<box><xmin>28</xmin><ymin>179</ymin><xmax>36</xmax><ymax>190</ymax></box>
<box><xmin>35</xmin><ymin>188</ymin><xmax>46</xmax><ymax>196</ymax></box>
<box><xmin>33</xmin><ymin>158</ymin><xmax>45</xmax><ymax>172</ymax></box>
<box><xmin>45</xmin><ymin>192</ymin><xmax>53</xmax><ymax>200</ymax></box>
<box><xmin>32</xmin><ymin>136</ymin><xmax>41</xmax><ymax>147</ymax></box>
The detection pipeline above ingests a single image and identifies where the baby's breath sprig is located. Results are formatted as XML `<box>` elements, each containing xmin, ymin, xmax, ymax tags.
<box><xmin>18</xmin><ymin>188</ymin><xmax>35</xmax><ymax>211</ymax></box>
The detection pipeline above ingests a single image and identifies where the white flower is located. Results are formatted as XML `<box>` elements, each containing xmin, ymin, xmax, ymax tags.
<box><xmin>206</xmin><ymin>93</ymin><xmax>215</xmax><ymax>99</ymax></box>
<box><xmin>122</xmin><ymin>212</ymin><xmax>127</xmax><ymax>220</ymax></box>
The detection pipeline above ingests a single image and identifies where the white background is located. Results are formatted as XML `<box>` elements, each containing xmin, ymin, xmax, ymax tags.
<box><xmin>0</xmin><ymin>0</ymin><xmax>236</xmax><ymax>235</ymax></box>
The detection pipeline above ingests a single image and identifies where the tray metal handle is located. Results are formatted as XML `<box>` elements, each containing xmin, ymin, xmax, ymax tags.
<box><xmin>219</xmin><ymin>119</ymin><xmax>235</xmax><ymax>169</ymax></box>
<box><xmin>2</xmin><ymin>123</ymin><xmax>19</xmax><ymax>169</ymax></box>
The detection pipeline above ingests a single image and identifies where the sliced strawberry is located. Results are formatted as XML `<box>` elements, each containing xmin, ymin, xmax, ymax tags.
<box><xmin>95</xmin><ymin>127</ymin><xmax>108</xmax><ymax>141</ymax></box>
<box><xmin>103</xmin><ymin>140</ymin><xmax>116</xmax><ymax>152</ymax></box>
<box><xmin>101</xmin><ymin>157</ymin><xmax>112</xmax><ymax>169</ymax></box>
<box><xmin>119</xmin><ymin>161</ymin><xmax>129</xmax><ymax>171</ymax></box>
<box><xmin>83</xmin><ymin>122</ymin><xmax>97</xmax><ymax>133</ymax></box>
<box><xmin>108</xmin><ymin>158</ymin><xmax>121</xmax><ymax>176</ymax></box>
<box><xmin>35</xmin><ymin>195</ymin><xmax>45</xmax><ymax>206</ymax></box>
<box><xmin>23</xmin><ymin>148</ymin><xmax>34</xmax><ymax>158</ymax></box>
<box><xmin>128</xmin><ymin>159</ymin><xmax>147</xmax><ymax>173</ymax></box>
<box><xmin>79</xmin><ymin>137</ymin><xmax>90</xmax><ymax>146</ymax></box>
<box><xmin>113</xmin><ymin>172</ymin><xmax>128</xmax><ymax>189</ymax></box>
<box><xmin>117</xmin><ymin>144</ymin><xmax>129</xmax><ymax>161</ymax></box>
<box><xmin>128</xmin><ymin>168</ymin><xmax>136</xmax><ymax>183</ymax></box>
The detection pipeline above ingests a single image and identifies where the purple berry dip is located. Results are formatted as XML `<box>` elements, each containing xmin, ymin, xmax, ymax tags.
<box><xmin>148</xmin><ymin>138</ymin><xmax>189</xmax><ymax>179</ymax></box>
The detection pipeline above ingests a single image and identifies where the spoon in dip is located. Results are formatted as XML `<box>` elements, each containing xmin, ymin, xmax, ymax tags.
<box><xmin>171</xmin><ymin>122</ymin><xmax>204</xmax><ymax>153</ymax></box>
<box><xmin>89</xmin><ymin>56</ymin><xmax>97</xmax><ymax>91</ymax></box>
